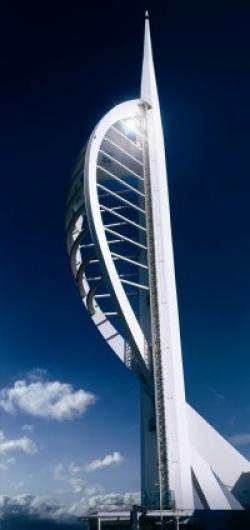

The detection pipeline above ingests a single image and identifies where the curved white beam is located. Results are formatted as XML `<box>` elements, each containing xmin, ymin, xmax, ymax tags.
<box><xmin>84</xmin><ymin>100</ymin><xmax>150</xmax><ymax>368</ymax></box>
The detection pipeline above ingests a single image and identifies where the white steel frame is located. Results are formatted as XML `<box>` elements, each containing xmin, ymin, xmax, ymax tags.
<box><xmin>66</xmin><ymin>14</ymin><xmax>250</xmax><ymax>513</ymax></box>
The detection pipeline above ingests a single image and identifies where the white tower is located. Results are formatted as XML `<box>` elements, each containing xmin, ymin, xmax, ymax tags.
<box><xmin>66</xmin><ymin>13</ymin><xmax>250</xmax><ymax>512</ymax></box>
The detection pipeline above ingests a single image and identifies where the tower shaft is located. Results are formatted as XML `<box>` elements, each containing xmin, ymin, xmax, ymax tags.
<box><xmin>141</xmin><ymin>16</ymin><xmax>194</xmax><ymax>510</ymax></box>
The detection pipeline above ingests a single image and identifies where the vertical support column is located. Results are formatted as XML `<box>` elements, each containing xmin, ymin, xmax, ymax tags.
<box><xmin>140</xmin><ymin>385</ymin><xmax>159</xmax><ymax>507</ymax></box>
<box><xmin>141</xmin><ymin>13</ymin><xmax>194</xmax><ymax>512</ymax></box>
<box><xmin>141</xmin><ymin>103</ymin><xmax>170</xmax><ymax>509</ymax></box>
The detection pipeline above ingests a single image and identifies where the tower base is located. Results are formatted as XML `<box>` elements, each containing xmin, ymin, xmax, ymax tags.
<box><xmin>82</xmin><ymin>509</ymin><xmax>250</xmax><ymax>530</ymax></box>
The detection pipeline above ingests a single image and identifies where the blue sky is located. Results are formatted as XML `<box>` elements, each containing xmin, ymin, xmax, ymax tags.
<box><xmin>0</xmin><ymin>1</ymin><xmax>250</xmax><ymax>526</ymax></box>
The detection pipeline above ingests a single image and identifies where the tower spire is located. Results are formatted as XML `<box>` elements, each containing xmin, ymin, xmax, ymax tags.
<box><xmin>141</xmin><ymin>12</ymin><xmax>160</xmax><ymax>110</ymax></box>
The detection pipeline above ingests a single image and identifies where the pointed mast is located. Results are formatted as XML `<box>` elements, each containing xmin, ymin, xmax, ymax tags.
<box><xmin>140</xmin><ymin>13</ymin><xmax>195</xmax><ymax>511</ymax></box>
<box><xmin>141</xmin><ymin>11</ymin><xmax>160</xmax><ymax>110</ymax></box>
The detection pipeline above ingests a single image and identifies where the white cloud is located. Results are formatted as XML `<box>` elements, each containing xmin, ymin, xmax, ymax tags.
<box><xmin>0</xmin><ymin>431</ymin><xmax>37</xmax><ymax>456</ymax></box>
<box><xmin>53</xmin><ymin>462</ymin><xmax>81</xmax><ymax>481</ymax></box>
<box><xmin>68</xmin><ymin>462</ymin><xmax>82</xmax><ymax>476</ymax></box>
<box><xmin>84</xmin><ymin>485</ymin><xmax>104</xmax><ymax>496</ymax></box>
<box><xmin>0</xmin><ymin>492</ymin><xmax>140</xmax><ymax>522</ymax></box>
<box><xmin>53</xmin><ymin>462</ymin><xmax>87</xmax><ymax>494</ymax></box>
<box><xmin>22</xmin><ymin>424</ymin><xmax>34</xmax><ymax>432</ymax></box>
<box><xmin>85</xmin><ymin>452</ymin><xmax>124</xmax><ymax>472</ymax></box>
<box><xmin>71</xmin><ymin>491</ymin><xmax>140</xmax><ymax>516</ymax></box>
<box><xmin>0</xmin><ymin>494</ymin><xmax>65</xmax><ymax>521</ymax></box>
<box><xmin>53</xmin><ymin>461</ymin><xmax>105</xmax><ymax>495</ymax></box>
<box><xmin>228</xmin><ymin>433</ymin><xmax>250</xmax><ymax>446</ymax></box>
<box><xmin>69</xmin><ymin>477</ymin><xmax>86</xmax><ymax>494</ymax></box>
<box><xmin>0</xmin><ymin>378</ymin><xmax>96</xmax><ymax>421</ymax></box>
<box><xmin>0</xmin><ymin>457</ymin><xmax>15</xmax><ymax>471</ymax></box>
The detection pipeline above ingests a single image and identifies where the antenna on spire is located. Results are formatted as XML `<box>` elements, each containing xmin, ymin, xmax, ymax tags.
<box><xmin>141</xmin><ymin>8</ymin><xmax>159</xmax><ymax>107</ymax></box>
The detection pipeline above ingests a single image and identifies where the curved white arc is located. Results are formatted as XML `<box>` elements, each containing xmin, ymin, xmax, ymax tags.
<box><xmin>84</xmin><ymin>99</ymin><xmax>149</xmax><ymax>367</ymax></box>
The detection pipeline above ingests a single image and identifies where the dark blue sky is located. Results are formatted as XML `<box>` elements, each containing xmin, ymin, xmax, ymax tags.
<box><xmin>0</xmin><ymin>0</ymin><xmax>250</xmax><ymax>526</ymax></box>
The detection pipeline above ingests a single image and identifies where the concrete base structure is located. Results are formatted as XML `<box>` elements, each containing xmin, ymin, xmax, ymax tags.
<box><xmin>82</xmin><ymin>510</ymin><xmax>192</xmax><ymax>530</ymax></box>
<box><xmin>81</xmin><ymin>509</ymin><xmax>250</xmax><ymax>530</ymax></box>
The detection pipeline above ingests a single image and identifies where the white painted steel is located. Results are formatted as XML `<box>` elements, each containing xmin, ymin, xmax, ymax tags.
<box><xmin>187</xmin><ymin>404</ymin><xmax>250</xmax><ymax>488</ymax></box>
<box><xmin>84</xmin><ymin>100</ymin><xmax>149</xmax><ymax>367</ymax></box>
<box><xmin>141</xmin><ymin>17</ymin><xmax>194</xmax><ymax>510</ymax></box>
<box><xmin>190</xmin><ymin>448</ymin><xmax>233</xmax><ymax>510</ymax></box>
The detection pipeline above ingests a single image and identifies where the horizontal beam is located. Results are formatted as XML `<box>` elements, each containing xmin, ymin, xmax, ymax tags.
<box><xmin>99</xmin><ymin>150</ymin><xmax>143</xmax><ymax>181</ymax></box>
<box><xmin>121</xmin><ymin>278</ymin><xmax>149</xmax><ymax>291</ymax></box>
<box><xmin>100</xmin><ymin>203</ymin><xmax>146</xmax><ymax>232</ymax></box>
<box><xmin>87</xmin><ymin>272</ymin><xmax>137</xmax><ymax>283</ymax></box>
<box><xmin>88</xmin><ymin>258</ymin><xmax>99</xmax><ymax>264</ymax></box>
<box><xmin>80</xmin><ymin>242</ymin><xmax>95</xmax><ymax>248</ymax></box>
<box><xmin>105</xmin><ymin>227</ymin><xmax>147</xmax><ymax>250</ymax></box>
<box><xmin>104</xmin><ymin>222</ymin><xmax>127</xmax><ymax>228</ymax></box>
<box><xmin>103</xmin><ymin>136</ymin><xmax>143</xmax><ymax>166</ymax></box>
<box><xmin>111</xmin><ymin>251</ymin><xmax>148</xmax><ymax>270</ymax></box>
<box><xmin>95</xmin><ymin>292</ymin><xmax>137</xmax><ymax>298</ymax></box>
<box><xmin>99</xmin><ymin>189</ymin><xmax>131</xmax><ymax>199</ymax></box>
<box><xmin>97</xmin><ymin>183</ymin><xmax>145</xmax><ymax>214</ymax></box>
<box><xmin>79</xmin><ymin>239</ymin><xmax>136</xmax><ymax>249</ymax></box>
<box><xmin>95</xmin><ymin>293</ymin><xmax>111</xmax><ymax>298</ymax></box>
<box><xmin>108</xmin><ymin>205</ymin><xmax>135</xmax><ymax>211</ymax></box>
<box><xmin>111</xmin><ymin>125</ymin><xmax>143</xmax><ymax>152</ymax></box>
<box><xmin>104</xmin><ymin>239</ymin><xmax>124</xmax><ymax>245</ymax></box>
<box><xmin>97</xmin><ymin>164</ymin><xmax>145</xmax><ymax>196</ymax></box>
